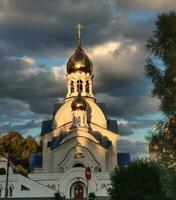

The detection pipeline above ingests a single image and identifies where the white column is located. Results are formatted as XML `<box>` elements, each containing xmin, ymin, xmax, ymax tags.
<box><xmin>82</xmin><ymin>80</ymin><xmax>86</xmax><ymax>96</ymax></box>
<box><xmin>67</xmin><ymin>80</ymin><xmax>71</xmax><ymax>98</ymax></box>
<box><xmin>89</xmin><ymin>79</ymin><xmax>93</xmax><ymax>97</ymax></box>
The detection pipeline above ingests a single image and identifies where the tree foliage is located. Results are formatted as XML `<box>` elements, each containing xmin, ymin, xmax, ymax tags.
<box><xmin>55</xmin><ymin>192</ymin><xmax>63</xmax><ymax>200</ymax></box>
<box><xmin>108</xmin><ymin>159</ymin><xmax>167</xmax><ymax>200</ymax></box>
<box><xmin>0</xmin><ymin>131</ymin><xmax>40</xmax><ymax>173</ymax></box>
<box><xmin>148</xmin><ymin>114</ymin><xmax>176</xmax><ymax>170</ymax></box>
<box><xmin>145</xmin><ymin>11</ymin><xmax>176</xmax><ymax>116</ymax></box>
<box><xmin>88</xmin><ymin>192</ymin><xmax>96</xmax><ymax>200</ymax></box>
<box><xmin>147</xmin><ymin>114</ymin><xmax>176</xmax><ymax>200</ymax></box>
<box><xmin>160</xmin><ymin>167</ymin><xmax>176</xmax><ymax>200</ymax></box>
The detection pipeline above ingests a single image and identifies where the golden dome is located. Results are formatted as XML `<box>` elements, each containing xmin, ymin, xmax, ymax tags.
<box><xmin>71</xmin><ymin>93</ymin><xmax>87</xmax><ymax>111</ymax></box>
<box><xmin>67</xmin><ymin>46</ymin><xmax>93</xmax><ymax>74</ymax></box>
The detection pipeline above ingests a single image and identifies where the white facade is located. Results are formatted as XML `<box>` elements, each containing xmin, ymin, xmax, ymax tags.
<box><xmin>0</xmin><ymin>30</ymin><xmax>119</xmax><ymax>199</ymax></box>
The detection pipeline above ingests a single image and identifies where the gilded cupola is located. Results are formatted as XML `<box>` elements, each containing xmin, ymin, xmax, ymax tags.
<box><xmin>67</xmin><ymin>47</ymin><xmax>93</xmax><ymax>74</ymax></box>
<box><xmin>71</xmin><ymin>93</ymin><xmax>87</xmax><ymax>111</ymax></box>
<box><xmin>66</xmin><ymin>23</ymin><xmax>93</xmax><ymax>74</ymax></box>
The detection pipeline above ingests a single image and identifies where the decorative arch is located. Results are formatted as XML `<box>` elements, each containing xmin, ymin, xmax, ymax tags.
<box><xmin>71</xmin><ymin>81</ymin><xmax>74</xmax><ymax>93</ymax></box>
<box><xmin>86</xmin><ymin>80</ymin><xmax>89</xmax><ymax>94</ymax></box>
<box><xmin>0</xmin><ymin>167</ymin><xmax>6</xmax><ymax>175</ymax></box>
<box><xmin>77</xmin><ymin>80</ymin><xmax>83</xmax><ymax>93</ymax></box>
<box><xmin>73</xmin><ymin>163</ymin><xmax>85</xmax><ymax>168</ymax></box>
<box><xmin>70</xmin><ymin>181</ymin><xmax>86</xmax><ymax>199</ymax></box>
<box><xmin>57</xmin><ymin>145</ymin><xmax>101</xmax><ymax>170</ymax></box>
<box><xmin>9</xmin><ymin>186</ymin><xmax>13</xmax><ymax>197</ymax></box>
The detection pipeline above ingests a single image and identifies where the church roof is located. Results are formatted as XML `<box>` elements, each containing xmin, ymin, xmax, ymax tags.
<box><xmin>92</xmin><ymin>132</ymin><xmax>112</xmax><ymax>149</ymax></box>
<box><xmin>47</xmin><ymin>133</ymin><xmax>67</xmax><ymax>150</ymax></box>
<box><xmin>107</xmin><ymin>119</ymin><xmax>118</xmax><ymax>133</ymax></box>
<box><xmin>52</xmin><ymin>103</ymin><xmax>62</xmax><ymax>119</ymax></box>
<box><xmin>29</xmin><ymin>153</ymin><xmax>42</xmax><ymax>170</ymax></box>
<box><xmin>40</xmin><ymin>120</ymin><xmax>53</xmax><ymax>136</ymax></box>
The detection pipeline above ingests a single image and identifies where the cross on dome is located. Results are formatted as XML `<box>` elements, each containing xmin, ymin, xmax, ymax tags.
<box><xmin>75</xmin><ymin>23</ymin><xmax>84</xmax><ymax>47</ymax></box>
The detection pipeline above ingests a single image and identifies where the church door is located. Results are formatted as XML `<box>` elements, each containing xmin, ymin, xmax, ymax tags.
<box><xmin>74</xmin><ymin>184</ymin><xmax>84</xmax><ymax>200</ymax></box>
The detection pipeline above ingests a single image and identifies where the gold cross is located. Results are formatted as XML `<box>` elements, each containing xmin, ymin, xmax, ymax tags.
<box><xmin>75</xmin><ymin>23</ymin><xmax>83</xmax><ymax>46</ymax></box>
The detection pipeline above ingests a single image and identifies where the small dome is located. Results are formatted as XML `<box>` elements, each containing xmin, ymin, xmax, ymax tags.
<box><xmin>71</xmin><ymin>93</ymin><xmax>87</xmax><ymax>111</ymax></box>
<box><xmin>67</xmin><ymin>46</ymin><xmax>93</xmax><ymax>74</ymax></box>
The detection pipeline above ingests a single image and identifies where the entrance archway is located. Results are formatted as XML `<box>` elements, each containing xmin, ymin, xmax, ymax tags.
<box><xmin>74</xmin><ymin>183</ymin><xmax>83</xmax><ymax>200</ymax></box>
<box><xmin>70</xmin><ymin>181</ymin><xmax>86</xmax><ymax>200</ymax></box>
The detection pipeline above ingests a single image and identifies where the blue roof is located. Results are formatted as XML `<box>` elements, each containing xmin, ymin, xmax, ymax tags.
<box><xmin>97</xmin><ymin>103</ymin><xmax>106</xmax><ymax>115</ymax></box>
<box><xmin>40</xmin><ymin>120</ymin><xmax>53</xmax><ymax>136</ymax></box>
<box><xmin>47</xmin><ymin>133</ymin><xmax>68</xmax><ymax>150</ymax></box>
<box><xmin>92</xmin><ymin>132</ymin><xmax>112</xmax><ymax>149</ymax></box>
<box><xmin>117</xmin><ymin>152</ymin><xmax>130</xmax><ymax>166</ymax></box>
<box><xmin>29</xmin><ymin>153</ymin><xmax>42</xmax><ymax>170</ymax></box>
<box><xmin>107</xmin><ymin>119</ymin><xmax>118</xmax><ymax>133</ymax></box>
<box><xmin>53</xmin><ymin>103</ymin><xmax>62</xmax><ymax>119</ymax></box>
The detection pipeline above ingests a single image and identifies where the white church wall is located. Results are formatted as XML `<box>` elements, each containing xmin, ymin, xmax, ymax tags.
<box><xmin>51</xmin><ymin>136</ymin><xmax>107</xmax><ymax>173</ymax></box>
<box><xmin>0</xmin><ymin>174</ymin><xmax>55</xmax><ymax>198</ymax></box>
<box><xmin>0</xmin><ymin>157</ymin><xmax>14</xmax><ymax>175</ymax></box>
<box><xmin>54</xmin><ymin>98</ymin><xmax>107</xmax><ymax>129</ymax></box>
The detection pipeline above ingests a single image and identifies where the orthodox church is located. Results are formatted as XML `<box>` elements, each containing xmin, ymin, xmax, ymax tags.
<box><xmin>0</xmin><ymin>24</ymin><xmax>130</xmax><ymax>200</ymax></box>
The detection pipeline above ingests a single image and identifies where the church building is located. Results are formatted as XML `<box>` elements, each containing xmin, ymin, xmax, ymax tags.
<box><xmin>0</xmin><ymin>25</ymin><xmax>130</xmax><ymax>200</ymax></box>
<box><xmin>30</xmin><ymin>24</ymin><xmax>119</xmax><ymax>199</ymax></box>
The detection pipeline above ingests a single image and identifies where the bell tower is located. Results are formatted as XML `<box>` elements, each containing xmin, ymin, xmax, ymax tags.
<box><xmin>65</xmin><ymin>24</ymin><xmax>94</xmax><ymax>99</ymax></box>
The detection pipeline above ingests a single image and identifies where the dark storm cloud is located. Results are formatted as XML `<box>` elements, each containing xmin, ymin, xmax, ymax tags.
<box><xmin>114</xmin><ymin>15</ymin><xmax>155</xmax><ymax>42</ymax></box>
<box><xmin>0</xmin><ymin>98</ymin><xmax>51</xmax><ymax>134</ymax></box>
<box><xmin>0</xmin><ymin>0</ymin><xmax>163</xmax><ymax>139</ymax></box>
<box><xmin>92</xmin><ymin>40</ymin><xmax>148</xmax><ymax>93</ymax></box>
<box><xmin>0</xmin><ymin>120</ymin><xmax>40</xmax><ymax>134</ymax></box>
<box><xmin>118</xmin><ymin>138</ymin><xmax>148</xmax><ymax>159</ymax></box>
<box><xmin>116</xmin><ymin>0</ymin><xmax>176</xmax><ymax>11</ymax></box>
<box><xmin>0</xmin><ymin>0</ymin><xmax>115</xmax><ymax>56</ymax></box>
<box><xmin>118</xmin><ymin>119</ymin><xmax>155</xmax><ymax>136</ymax></box>
<box><xmin>0</xmin><ymin>0</ymin><xmax>156</xmax><ymax>58</ymax></box>
<box><xmin>118</xmin><ymin>122</ymin><xmax>135</xmax><ymax>136</ymax></box>
<box><xmin>92</xmin><ymin>41</ymin><xmax>160</xmax><ymax>117</ymax></box>
<box><xmin>0</xmin><ymin>53</ymin><xmax>66</xmax><ymax>114</ymax></box>
<box><xmin>0</xmin><ymin>98</ymin><xmax>29</xmax><ymax>116</ymax></box>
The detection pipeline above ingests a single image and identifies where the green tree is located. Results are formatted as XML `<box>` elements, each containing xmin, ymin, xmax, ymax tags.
<box><xmin>147</xmin><ymin>114</ymin><xmax>176</xmax><ymax>170</ymax></box>
<box><xmin>88</xmin><ymin>192</ymin><xmax>96</xmax><ymax>200</ymax></box>
<box><xmin>145</xmin><ymin>11</ymin><xmax>176</xmax><ymax>116</ymax></box>
<box><xmin>147</xmin><ymin>104</ymin><xmax>176</xmax><ymax>200</ymax></box>
<box><xmin>108</xmin><ymin>160</ymin><xmax>167</xmax><ymax>200</ymax></box>
<box><xmin>0</xmin><ymin>131</ymin><xmax>40</xmax><ymax>173</ymax></box>
<box><xmin>55</xmin><ymin>192</ymin><xmax>63</xmax><ymax>200</ymax></box>
<box><xmin>145</xmin><ymin>11</ymin><xmax>176</xmax><ymax>200</ymax></box>
<box><xmin>160</xmin><ymin>167</ymin><xmax>176</xmax><ymax>200</ymax></box>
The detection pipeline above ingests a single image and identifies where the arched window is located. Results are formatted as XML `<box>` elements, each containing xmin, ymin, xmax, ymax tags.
<box><xmin>71</xmin><ymin>81</ymin><xmax>74</xmax><ymax>93</ymax></box>
<box><xmin>78</xmin><ymin>116</ymin><xmax>81</xmax><ymax>126</ymax></box>
<box><xmin>9</xmin><ymin>186</ymin><xmax>13</xmax><ymax>197</ymax></box>
<box><xmin>77</xmin><ymin>80</ymin><xmax>83</xmax><ymax>93</ymax></box>
<box><xmin>0</xmin><ymin>168</ymin><xmax>6</xmax><ymax>175</ymax></box>
<box><xmin>86</xmin><ymin>81</ymin><xmax>89</xmax><ymax>94</ymax></box>
<box><xmin>73</xmin><ymin>163</ymin><xmax>85</xmax><ymax>168</ymax></box>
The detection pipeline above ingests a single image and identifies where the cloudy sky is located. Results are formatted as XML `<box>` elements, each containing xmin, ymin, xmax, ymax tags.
<box><xmin>0</xmin><ymin>0</ymin><xmax>174</xmax><ymax>158</ymax></box>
